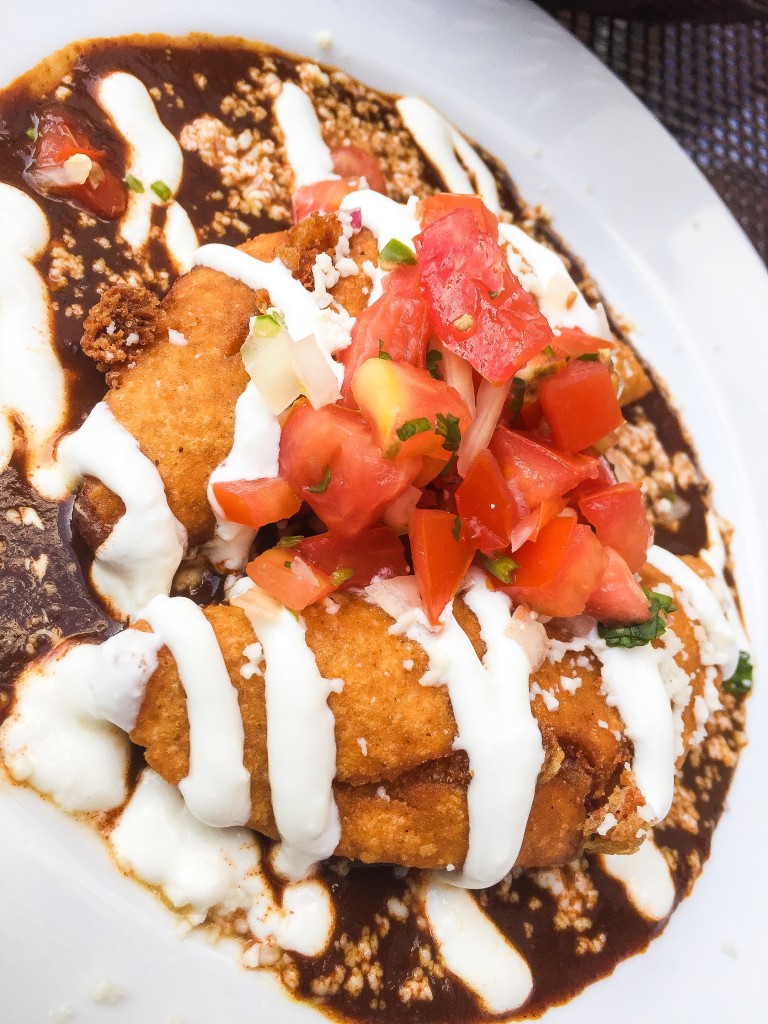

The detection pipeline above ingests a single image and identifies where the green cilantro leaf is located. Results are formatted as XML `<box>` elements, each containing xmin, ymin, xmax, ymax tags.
<box><xmin>396</xmin><ymin>417</ymin><xmax>433</xmax><ymax>442</ymax></box>
<box><xmin>480</xmin><ymin>552</ymin><xmax>519</xmax><ymax>585</ymax></box>
<box><xmin>451</xmin><ymin>516</ymin><xmax>462</xmax><ymax>541</ymax></box>
<box><xmin>598</xmin><ymin>589</ymin><xmax>677</xmax><ymax>649</ymax></box>
<box><xmin>509</xmin><ymin>376</ymin><xmax>526</xmax><ymax>418</ymax></box>
<box><xmin>435</xmin><ymin>412</ymin><xmax>462</xmax><ymax>453</ymax></box>
<box><xmin>377</xmin><ymin>338</ymin><xmax>392</xmax><ymax>360</ymax></box>
<box><xmin>308</xmin><ymin>465</ymin><xmax>331</xmax><ymax>493</ymax></box>
<box><xmin>426</xmin><ymin>349</ymin><xmax>443</xmax><ymax>380</ymax></box>
<box><xmin>722</xmin><ymin>650</ymin><xmax>753</xmax><ymax>697</ymax></box>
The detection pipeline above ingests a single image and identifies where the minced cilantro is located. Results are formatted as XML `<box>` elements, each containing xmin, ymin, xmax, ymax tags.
<box><xmin>435</xmin><ymin>412</ymin><xmax>461</xmax><ymax>453</ymax></box>
<box><xmin>426</xmin><ymin>349</ymin><xmax>443</xmax><ymax>380</ymax></box>
<box><xmin>509</xmin><ymin>377</ymin><xmax>526</xmax><ymax>417</ymax></box>
<box><xmin>396</xmin><ymin>417</ymin><xmax>433</xmax><ymax>442</ymax></box>
<box><xmin>308</xmin><ymin>465</ymin><xmax>331</xmax><ymax>493</ymax></box>
<box><xmin>480</xmin><ymin>553</ymin><xmax>518</xmax><ymax>585</ymax></box>
<box><xmin>451</xmin><ymin>516</ymin><xmax>462</xmax><ymax>541</ymax></box>
<box><xmin>598</xmin><ymin>589</ymin><xmax>677</xmax><ymax>648</ymax></box>
<box><xmin>377</xmin><ymin>339</ymin><xmax>392</xmax><ymax>360</ymax></box>
<box><xmin>722</xmin><ymin>650</ymin><xmax>753</xmax><ymax>697</ymax></box>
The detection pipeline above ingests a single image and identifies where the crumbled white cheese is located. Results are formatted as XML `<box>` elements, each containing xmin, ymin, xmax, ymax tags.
<box><xmin>596</xmin><ymin>812</ymin><xmax>617</xmax><ymax>837</ymax></box>
<box><xmin>357</xmin><ymin>737</ymin><xmax>368</xmax><ymax>757</ymax></box>
<box><xmin>376</xmin><ymin>786</ymin><xmax>390</xmax><ymax>801</ymax></box>
<box><xmin>387</xmin><ymin>897</ymin><xmax>409</xmax><ymax>921</ymax></box>
<box><xmin>168</xmin><ymin>329</ymin><xmax>189</xmax><ymax>346</ymax></box>
<box><xmin>402</xmin><ymin>658</ymin><xmax>415</xmax><ymax>671</ymax></box>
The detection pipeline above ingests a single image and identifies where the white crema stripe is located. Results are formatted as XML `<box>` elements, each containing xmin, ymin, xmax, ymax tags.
<box><xmin>190</xmin><ymin>243</ymin><xmax>352</xmax><ymax>363</ymax></box>
<box><xmin>0</xmin><ymin>631</ymin><xmax>161</xmax><ymax>811</ymax></box>
<box><xmin>498</xmin><ymin>222</ymin><xmax>612</xmax><ymax>339</ymax></box>
<box><xmin>0</xmin><ymin>184</ymin><xmax>67</xmax><ymax>497</ymax></box>
<box><xmin>600</xmin><ymin>837</ymin><xmax>675</xmax><ymax>922</ymax></box>
<box><xmin>366</xmin><ymin>575</ymin><xmax>541</xmax><ymax>889</ymax></box>
<box><xmin>647</xmin><ymin>544</ymin><xmax>740</xmax><ymax>678</ymax></box>
<box><xmin>590</xmin><ymin>635</ymin><xmax>676</xmax><ymax>823</ymax></box>
<box><xmin>422</xmin><ymin>879</ymin><xmax>533</xmax><ymax>1013</ymax></box>
<box><xmin>112</xmin><ymin>769</ymin><xmax>335</xmax><ymax>954</ymax></box>
<box><xmin>234</xmin><ymin>581</ymin><xmax>342</xmax><ymax>880</ymax></box>
<box><xmin>339</xmin><ymin>190</ymin><xmax>421</xmax><ymax>250</ymax></box>
<box><xmin>55</xmin><ymin>402</ymin><xmax>187</xmax><ymax>620</ymax></box>
<box><xmin>273</xmin><ymin>81</ymin><xmax>336</xmax><ymax>188</ymax></box>
<box><xmin>396</xmin><ymin>96</ymin><xmax>501</xmax><ymax>214</ymax></box>
<box><xmin>205</xmin><ymin>382</ymin><xmax>281</xmax><ymax>572</ymax></box>
<box><xmin>139</xmin><ymin>595</ymin><xmax>251</xmax><ymax>828</ymax></box>
<box><xmin>95</xmin><ymin>72</ymin><xmax>198</xmax><ymax>271</ymax></box>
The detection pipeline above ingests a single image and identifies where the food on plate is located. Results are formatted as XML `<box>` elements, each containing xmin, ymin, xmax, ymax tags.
<box><xmin>0</xmin><ymin>34</ymin><xmax>751</xmax><ymax>1024</ymax></box>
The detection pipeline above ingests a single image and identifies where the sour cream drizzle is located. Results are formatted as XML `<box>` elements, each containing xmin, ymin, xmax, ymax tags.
<box><xmin>190</xmin><ymin>243</ymin><xmax>352</xmax><ymax>369</ymax></box>
<box><xmin>600</xmin><ymin>837</ymin><xmax>675</xmax><ymax>922</ymax></box>
<box><xmin>340</xmin><ymin>190</ymin><xmax>421</xmax><ymax>250</ymax></box>
<box><xmin>112</xmin><ymin>769</ymin><xmax>334</xmax><ymax>954</ymax></box>
<box><xmin>205</xmin><ymin>382</ymin><xmax>281</xmax><ymax>571</ymax></box>
<box><xmin>274</xmin><ymin>81</ymin><xmax>336</xmax><ymax>188</ymax></box>
<box><xmin>647</xmin><ymin>545</ymin><xmax>740</xmax><ymax>678</ymax></box>
<box><xmin>0</xmin><ymin>183</ymin><xmax>66</xmax><ymax>496</ymax></box>
<box><xmin>0</xmin><ymin>631</ymin><xmax>161</xmax><ymax>812</ymax></box>
<box><xmin>55</xmin><ymin>402</ymin><xmax>187</xmax><ymax>620</ymax></box>
<box><xmin>367</xmin><ymin>575</ymin><xmax>540</xmax><ymax>889</ymax></box>
<box><xmin>396</xmin><ymin>97</ymin><xmax>501</xmax><ymax>215</ymax></box>
<box><xmin>498</xmin><ymin>222</ymin><xmax>612</xmax><ymax>338</ymax></box>
<box><xmin>422</xmin><ymin>878</ymin><xmax>533</xmax><ymax>1013</ymax></box>
<box><xmin>139</xmin><ymin>595</ymin><xmax>251</xmax><ymax>828</ymax></box>
<box><xmin>234</xmin><ymin>581</ymin><xmax>342</xmax><ymax>880</ymax></box>
<box><xmin>95</xmin><ymin>72</ymin><xmax>198</xmax><ymax>271</ymax></box>
<box><xmin>591</xmin><ymin>635</ymin><xmax>676</xmax><ymax>823</ymax></box>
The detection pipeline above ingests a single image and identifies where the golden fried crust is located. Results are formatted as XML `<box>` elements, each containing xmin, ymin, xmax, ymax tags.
<box><xmin>77</xmin><ymin>217</ymin><xmax>377</xmax><ymax>549</ymax></box>
<box><xmin>614</xmin><ymin>340</ymin><xmax>652</xmax><ymax>406</ymax></box>
<box><xmin>81</xmin><ymin>283</ymin><xmax>167</xmax><ymax>379</ymax></box>
<box><xmin>130</xmin><ymin>570</ymin><xmax>715</xmax><ymax>870</ymax></box>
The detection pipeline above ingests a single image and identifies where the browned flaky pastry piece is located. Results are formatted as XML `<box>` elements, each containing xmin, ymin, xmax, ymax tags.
<box><xmin>75</xmin><ymin>214</ymin><xmax>378</xmax><ymax>550</ymax></box>
<box><xmin>130</xmin><ymin>562</ymin><xmax>715</xmax><ymax>870</ymax></box>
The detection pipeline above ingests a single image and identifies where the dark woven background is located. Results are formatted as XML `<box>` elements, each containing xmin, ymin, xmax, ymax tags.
<box><xmin>538</xmin><ymin>2</ymin><xmax>768</xmax><ymax>266</ymax></box>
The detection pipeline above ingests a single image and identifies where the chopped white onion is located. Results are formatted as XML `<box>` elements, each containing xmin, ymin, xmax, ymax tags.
<box><xmin>28</xmin><ymin>153</ymin><xmax>94</xmax><ymax>191</ymax></box>
<box><xmin>382</xmin><ymin>485</ymin><xmax>421</xmax><ymax>534</ymax></box>
<box><xmin>292</xmin><ymin>334</ymin><xmax>342</xmax><ymax>409</ymax></box>
<box><xmin>457</xmin><ymin>378</ymin><xmax>512</xmax><ymax>476</ymax></box>
<box><xmin>241</xmin><ymin>318</ymin><xmax>341</xmax><ymax>414</ymax></box>
<box><xmin>365</xmin><ymin>575</ymin><xmax>421</xmax><ymax>622</ymax></box>
<box><xmin>441</xmin><ymin>346</ymin><xmax>476</xmax><ymax>416</ymax></box>
<box><xmin>504</xmin><ymin>605</ymin><xmax>548</xmax><ymax>672</ymax></box>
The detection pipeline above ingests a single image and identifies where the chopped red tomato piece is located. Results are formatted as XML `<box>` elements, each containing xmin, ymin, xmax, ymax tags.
<box><xmin>352</xmin><ymin>358</ymin><xmax>471</xmax><ymax>462</ymax></box>
<box><xmin>298</xmin><ymin>527</ymin><xmax>407</xmax><ymax>588</ymax></box>
<box><xmin>409</xmin><ymin>509</ymin><xmax>476</xmax><ymax>625</ymax></box>
<box><xmin>578</xmin><ymin>482</ymin><xmax>652</xmax><ymax>573</ymax></box>
<box><xmin>566</xmin><ymin>456</ymin><xmax>616</xmax><ymax>503</ymax></box>
<box><xmin>537</xmin><ymin>360</ymin><xmax>624</xmax><ymax>453</ymax></box>
<box><xmin>455</xmin><ymin>449</ymin><xmax>519</xmax><ymax>554</ymax></box>
<box><xmin>584</xmin><ymin>547</ymin><xmax>650</xmax><ymax>624</ymax></box>
<box><xmin>416</xmin><ymin>192</ymin><xmax>498</xmax><ymax>235</ymax></box>
<box><xmin>331</xmin><ymin>144</ymin><xmax>386</xmax><ymax>193</ymax></box>
<box><xmin>292</xmin><ymin>178</ymin><xmax>360</xmax><ymax>222</ymax></box>
<box><xmin>26</xmin><ymin>108</ymin><xmax>126</xmax><ymax>220</ymax></box>
<box><xmin>503</xmin><ymin>514</ymin><xmax>608</xmax><ymax>617</ymax></box>
<box><xmin>490</xmin><ymin>427</ymin><xmax>599</xmax><ymax>510</ymax></box>
<box><xmin>415</xmin><ymin>207</ymin><xmax>553</xmax><ymax>384</ymax></box>
<box><xmin>279</xmin><ymin>403</ymin><xmax>420</xmax><ymax>536</ymax></box>
<box><xmin>552</xmin><ymin>326</ymin><xmax>615</xmax><ymax>357</ymax></box>
<box><xmin>341</xmin><ymin>266</ymin><xmax>430</xmax><ymax>401</ymax></box>
<box><xmin>246</xmin><ymin>549</ymin><xmax>333</xmax><ymax>611</ymax></box>
<box><xmin>212</xmin><ymin>477</ymin><xmax>301</xmax><ymax>529</ymax></box>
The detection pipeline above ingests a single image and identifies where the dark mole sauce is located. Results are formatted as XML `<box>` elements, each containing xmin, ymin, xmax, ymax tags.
<box><xmin>0</xmin><ymin>35</ymin><xmax>747</xmax><ymax>1024</ymax></box>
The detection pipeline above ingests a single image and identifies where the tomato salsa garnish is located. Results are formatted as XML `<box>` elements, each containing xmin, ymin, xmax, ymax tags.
<box><xmin>226</xmin><ymin>190</ymin><xmax>653</xmax><ymax>626</ymax></box>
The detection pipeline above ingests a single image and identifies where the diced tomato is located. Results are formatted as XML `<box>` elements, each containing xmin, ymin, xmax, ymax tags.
<box><xmin>416</xmin><ymin>192</ymin><xmax>498</xmax><ymax>235</ymax></box>
<box><xmin>409</xmin><ymin>509</ymin><xmax>477</xmax><ymax>625</ymax></box>
<box><xmin>503</xmin><ymin>514</ymin><xmax>609</xmax><ymax>617</ymax></box>
<box><xmin>537</xmin><ymin>360</ymin><xmax>624</xmax><ymax>453</ymax></box>
<box><xmin>566</xmin><ymin>456</ymin><xmax>616</xmax><ymax>503</ymax></box>
<box><xmin>415</xmin><ymin>207</ymin><xmax>553</xmax><ymax>384</ymax></box>
<box><xmin>508</xmin><ymin>495</ymin><xmax>567</xmax><ymax>552</ymax></box>
<box><xmin>341</xmin><ymin>266</ymin><xmax>430</xmax><ymax>401</ymax></box>
<box><xmin>212</xmin><ymin>477</ymin><xmax>301</xmax><ymax>529</ymax></box>
<box><xmin>331</xmin><ymin>144</ymin><xmax>386</xmax><ymax>193</ymax></box>
<box><xmin>490</xmin><ymin>427</ymin><xmax>599</xmax><ymax>509</ymax></box>
<box><xmin>584</xmin><ymin>547</ymin><xmax>650</xmax><ymax>624</ymax></box>
<box><xmin>246</xmin><ymin>548</ymin><xmax>333</xmax><ymax>610</ymax></box>
<box><xmin>292</xmin><ymin>178</ymin><xmax>360</xmax><ymax>222</ymax></box>
<box><xmin>351</xmin><ymin>358</ymin><xmax>471</xmax><ymax>462</ymax></box>
<box><xmin>455</xmin><ymin>449</ymin><xmax>519</xmax><ymax>554</ymax></box>
<box><xmin>298</xmin><ymin>527</ymin><xmax>407</xmax><ymax>588</ymax></box>
<box><xmin>26</xmin><ymin>108</ymin><xmax>126</xmax><ymax>220</ymax></box>
<box><xmin>552</xmin><ymin>326</ymin><xmax>615</xmax><ymax>357</ymax></box>
<box><xmin>279</xmin><ymin>402</ymin><xmax>420</xmax><ymax>536</ymax></box>
<box><xmin>413</xmin><ymin>456</ymin><xmax>449</xmax><ymax>489</ymax></box>
<box><xmin>578</xmin><ymin>482</ymin><xmax>652</xmax><ymax>573</ymax></box>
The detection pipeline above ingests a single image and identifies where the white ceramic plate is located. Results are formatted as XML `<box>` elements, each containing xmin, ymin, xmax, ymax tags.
<box><xmin>1</xmin><ymin>2</ymin><xmax>766</xmax><ymax>1021</ymax></box>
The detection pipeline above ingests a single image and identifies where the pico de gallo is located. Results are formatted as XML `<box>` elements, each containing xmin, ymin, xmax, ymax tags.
<box><xmin>213</xmin><ymin>190</ymin><xmax>656</xmax><ymax>629</ymax></box>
